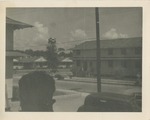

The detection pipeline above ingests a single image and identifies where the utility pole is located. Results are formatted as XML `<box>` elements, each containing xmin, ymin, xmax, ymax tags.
<box><xmin>95</xmin><ymin>8</ymin><xmax>101</xmax><ymax>92</ymax></box>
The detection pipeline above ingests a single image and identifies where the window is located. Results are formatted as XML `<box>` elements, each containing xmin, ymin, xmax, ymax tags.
<box><xmin>108</xmin><ymin>48</ymin><xmax>113</xmax><ymax>55</ymax></box>
<box><xmin>89</xmin><ymin>61</ymin><xmax>93</xmax><ymax>67</ymax></box>
<box><xmin>76</xmin><ymin>50</ymin><xmax>81</xmax><ymax>55</ymax></box>
<box><xmin>83</xmin><ymin>61</ymin><xmax>87</xmax><ymax>71</ymax></box>
<box><xmin>121</xmin><ymin>61</ymin><xmax>127</xmax><ymax>68</ymax></box>
<box><xmin>121</xmin><ymin>48</ymin><xmax>126</xmax><ymax>55</ymax></box>
<box><xmin>76</xmin><ymin>60</ymin><xmax>81</xmax><ymax>66</ymax></box>
<box><xmin>135</xmin><ymin>48</ymin><xmax>141</xmax><ymax>55</ymax></box>
<box><xmin>108</xmin><ymin>61</ymin><xmax>113</xmax><ymax>68</ymax></box>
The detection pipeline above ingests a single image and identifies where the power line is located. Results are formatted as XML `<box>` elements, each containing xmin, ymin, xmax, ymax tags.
<box><xmin>57</xmin><ymin>37</ymin><xmax>96</xmax><ymax>44</ymax></box>
<box><xmin>14</xmin><ymin>37</ymin><xmax>96</xmax><ymax>48</ymax></box>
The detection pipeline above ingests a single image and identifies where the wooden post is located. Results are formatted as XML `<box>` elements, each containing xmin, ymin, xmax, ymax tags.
<box><xmin>95</xmin><ymin>8</ymin><xmax>101</xmax><ymax>92</ymax></box>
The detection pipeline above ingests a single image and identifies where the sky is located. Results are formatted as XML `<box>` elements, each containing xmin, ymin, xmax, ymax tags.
<box><xmin>6</xmin><ymin>7</ymin><xmax>142</xmax><ymax>50</ymax></box>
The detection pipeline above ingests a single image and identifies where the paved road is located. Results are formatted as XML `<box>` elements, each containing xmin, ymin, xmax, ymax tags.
<box><xmin>13</xmin><ymin>75</ymin><xmax>140</xmax><ymax>94</ymax></box>
<box><xmin>55</xmin><ymin>80</ymin><xmax>141</xmax><ymax>94</ymax></box>
<box><xmin>13</xmin><ymin>74</ymin><xmax>141</xmax><ymax>95</ymax></box>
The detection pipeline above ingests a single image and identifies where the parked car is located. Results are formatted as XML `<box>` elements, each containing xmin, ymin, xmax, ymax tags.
<box><xmin>55</xmin><ymin>74</ymin><xmax>64</xmax><ymax>80</ymax></box>
<box><xmin>77</xmin><ymin>92</ymin><xmax>141</xmax><ymax>112</ymax></box>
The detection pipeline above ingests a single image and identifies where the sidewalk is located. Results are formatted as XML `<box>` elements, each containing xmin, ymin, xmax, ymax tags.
<box><xmin>53</xmin><ymin>89</ymin><xmax>89</xmax><ymax>112</ymax></box>
<box><xmin>62</xmin><ymin>77</ymin><xmax>136</xmax><ymax>86</ymax></box>
<box><xmin>9</xmin><ymin>89</ymin><xmax>88</xmax><ymax>112</ymax></box>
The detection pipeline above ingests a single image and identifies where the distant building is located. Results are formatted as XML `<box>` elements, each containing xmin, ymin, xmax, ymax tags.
<box><xmin>72</xmin><ymin>37</ymin><xmax>142</xmax><ymax>78</ymax></box>
<box><xmin>13</xmin><ymin>53</ymin><xmax>29</xmax><ymax>69</ymax></box>
<box><xmin>59</xmin><ymin>58</ymin><xmax>73</xmax><ymax>68</ymax></box>
<box><xmin>13</xmin><ymin>56</ymin><xmax>48</xmax><ymax>69</ymax></box>
<box><xmin>6</xmin><ymin>17</ymin><xmax>33</xmax><ymax>109</ymax></box>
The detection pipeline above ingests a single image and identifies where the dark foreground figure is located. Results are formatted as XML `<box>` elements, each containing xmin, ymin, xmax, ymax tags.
<box><xmin>19</xmin><ymin>71</ymin><xmax>55</xmax><ymax>112</ymax></box>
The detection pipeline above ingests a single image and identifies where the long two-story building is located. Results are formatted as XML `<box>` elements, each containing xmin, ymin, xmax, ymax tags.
<box><xmin>72</xmin><ymin>37</ymin><xmax>142</xmax><ymax>78</ymax></box>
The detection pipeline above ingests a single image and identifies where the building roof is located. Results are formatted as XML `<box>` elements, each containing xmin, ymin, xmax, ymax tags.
<box><xmin>35</xmin><ymin>57</ymin><xmax>47</xmax><ymax>62</ymax></box>
<box><xmin>19</xmin><ymin>56</ymin><xmax>47</xmax><ymax>63</ymax></box>
<box><xmin>61</xmin><ymin>58</ymin><xmax>73</xmax><ymax>63</ymax></box>
<box><xmin>73</xmin><ymin>37</ymin><xmax>142</xmax><ymax>50</ymax></box>
<box><xmin>13</xmin><ymin>58</ymin><xmax>19</xmax><ymax>62</ymax></box>
<box><xmin>19</xmin><ymin>56</ymin><xmax>39</xmax><ymax>63</ymax></box>
<box><xmin>6</xmin><ymin>17</ymin><xmax>33</xmax><ymax>29</ymax></box>
<box><xmin>6</xmin><ymin>51</ymin><xmax>29</xmax><ymax>57</ymax></box>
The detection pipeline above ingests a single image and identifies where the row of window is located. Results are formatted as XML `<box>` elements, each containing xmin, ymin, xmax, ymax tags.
<box><xmin>75</xmin><ymin>48</ymin><xmax>142</xmax><ymax>56</ymax></box>
<box><xmin>76</xmin><ymin>60</ymin><xmax>141</xmax><ymax>69</ymax></box>
<box><xmin>108</xmin><ymin>61</ymin><xmax>127</xmax><ymax>68</ymax></box>
<box><xmin>108</xmin><ymin>61</ymin><xmax>141</xmax><ymax>68</ymax></box>
<box><xmin>108</xmin><ymin>48</ymin><xmax>141</xmax><ymax>55</ymax></box>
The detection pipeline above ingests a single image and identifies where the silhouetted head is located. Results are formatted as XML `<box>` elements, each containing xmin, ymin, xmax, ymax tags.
<box><xmin>19</xmin><ymin>71</ymin><xmax>55</xmax><ymax>112</ymax></box>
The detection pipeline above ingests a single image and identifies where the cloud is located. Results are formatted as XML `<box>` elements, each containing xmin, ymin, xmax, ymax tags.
<box><xmin>57</xmin><ymin>29</ymin><xmax>88</xmax><ymax>49</ymax></box>
<box><xmin>14</xmin><ymin>22</ymin><xmax>50</xmax><ymax>50</ymax></box>
<box><xmin>34</xmin><ymin>22</ymin><xmax>49</xmax><ymax>41</ymax></box>
<box><xmin>60</xmin><ymin>29</ymin><xmax>88</xmax><ymax>49</ymax></box>
<box><xmin>103</xmin><ymin>28</ymin><xmax>128</xmax><ymax>39</ymax></box>
<box><xmin>71</xmin><ymin>29</ymin><xmax>87</xmax><ymax>39</ymax></box>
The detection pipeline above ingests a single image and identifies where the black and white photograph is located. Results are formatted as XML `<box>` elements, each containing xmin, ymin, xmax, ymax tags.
<box><xmin>5</xmin><ymin>7</ymin><xmax>142</xmax><ymax>112</ymax></box>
